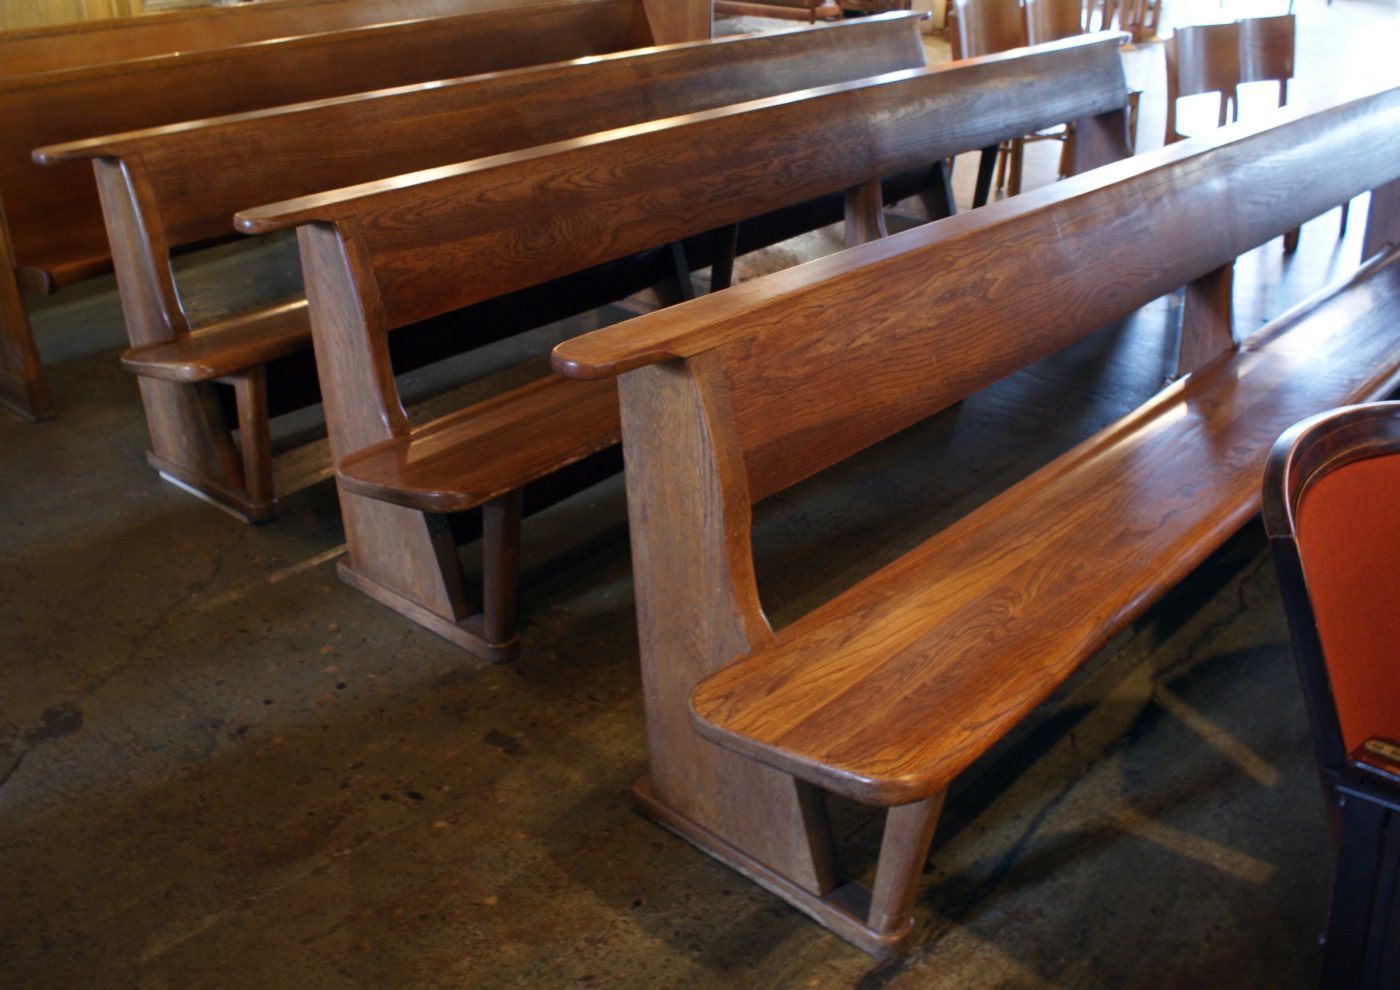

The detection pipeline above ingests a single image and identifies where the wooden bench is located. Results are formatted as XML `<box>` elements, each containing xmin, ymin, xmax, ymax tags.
<box><xmin>548</xmin><ymin>87</ymin><xmax>1400</xmax><ymax>956</ymax></box>
<box><xmin>232</xmin><ymin>34</ymin><xmax>1132</xmax><ymax>662</ymax></box>
<box><xmin>0</xmin><ymin>0</ymin><xmax>662</xmax><ymax>422</ymax></box>
<box><xmin>0</xmin><ymin>0</ymin><xmax>552</xmax><ymax>79</ymax></box>
<box><xmin>37</xmin><ymin>13</ymin><xmax>928</xmax><ymax>522</ymax></box>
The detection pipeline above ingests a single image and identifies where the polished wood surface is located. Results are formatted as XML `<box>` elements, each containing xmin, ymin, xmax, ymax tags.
<box><xmin>0</xmin><ymin>0</ymin><xmax>656</xmax><ymax>421</ymax></box>
<box><xmin>713</xmin><ymin>0</ymin><xmax>841</xmax><ymax>24</ymax></box>
<box><xmin>47</xmin><ymin>13</ymin><xmax>924</xmax><ymax>520</ymax></box>
<box><xmin>550</xmin><ymin>85</ymin><xmax>1400</xmax><ymax>954</ymax></box>
<box><xmin>239</xmin><ymin>34</ymin><xmax>1131</xmax><ymax>331</ymax></box>
<box><xmin>226</xmin><ymin>16</ymin><xmax>948</xmax><ymax>656</ymax></box>
<box><xmin>1164</xmin><ymin>19</ymin><xmax>1241</xmax><ymax>143</ymax></box>
<box><xmin>238</xmin><ymin>33</ymin><xmax>1126</xmax><ymax>661</ymax></box>
<box><xmin>0</xmin><ymin>0</ymin><xmax>551</xmax><ymax>78</ymax></box>
<box><xmin>692</xmin><ymin>254</ymin><xmax>1400</xmax><ymax>807</ymax></box>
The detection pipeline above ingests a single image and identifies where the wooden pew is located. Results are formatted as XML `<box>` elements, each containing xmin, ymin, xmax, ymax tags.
<box><xmin>0</xmin><ymin>0</ymin><xmax>561</xmax><ymax>79</ymax></box>
<box><xmin>548</xmin><ymin>87</ymin><xmax>1400</xmax><ymax>956</ymax></box>
<box><xmin>37</xmin><ymin>12</ymin><xmax>928</xmax><ymax>522</ymax></box>
<box><xmin>231</xmin><ymin>35</ymin><xmax>1132</xmax><ymax>661</ymax></box>
<box><xmin>0</xmin><ymin>0</ymin><xmax>658</xmax><ymax>422</ymax></box>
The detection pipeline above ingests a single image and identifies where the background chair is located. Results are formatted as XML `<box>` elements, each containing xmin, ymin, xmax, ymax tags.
<box><xmin>1163</xmin><ymin>19</ymin><xmax>1241</xmax><ymax>145</ymax></box>
<box><xmin>1264</xmin><ymin>401</ymin><xmax>1400</xmax><ymax>990</ymax></box>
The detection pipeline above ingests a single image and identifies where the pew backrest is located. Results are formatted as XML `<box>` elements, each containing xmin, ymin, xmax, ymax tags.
<box><xmin>551</xmin><ymin>86</ymin><xmax>1400</xmax><ymax>503</ymax></box>
<box><xmin>39</xmin><ymin>13</ymin><xmax>926</xmax><ymax>280</ymax></box>
<box><xmin>1</xmin><ymin>0</ymin><xmax>655</xmax><ymax>293</ymax></box>
<box><xmin>238</xmin><ymin>34</ymin><xmax>1132</xmax><ymax>336</ymax></box>
<box><xmin>0</xmin><ymin>0</ymin><xmax>562</xmax><ymax>79</ymax></box>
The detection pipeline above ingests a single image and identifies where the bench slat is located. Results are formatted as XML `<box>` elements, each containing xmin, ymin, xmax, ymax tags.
<box><xmin>690</xmin><ymin>253</ymin><xmax>1400</xmax><ymax>807</ymax></box>
<box><xmin>336</xmin><ymin>375</ymin><xmax>619</xmax><ymax>512</ymax></box>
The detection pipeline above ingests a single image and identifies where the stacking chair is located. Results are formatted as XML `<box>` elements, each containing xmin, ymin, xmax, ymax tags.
<box><xmin>1264</xmin><ymin>402</ymin><xmax>1400</xmax><ymax>990</ymax></box>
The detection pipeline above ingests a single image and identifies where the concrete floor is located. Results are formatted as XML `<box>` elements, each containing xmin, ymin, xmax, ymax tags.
<box><xmin>4</xmin><ymin>1</ymin><xmax>1400</xmax><ymax>986</ymax></box>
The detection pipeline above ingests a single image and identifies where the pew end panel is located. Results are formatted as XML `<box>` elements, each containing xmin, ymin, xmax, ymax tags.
<box><xmin>550</xmin><ymin>85</ymin><xmax>1400</xmax><ymax>955</ymax></box>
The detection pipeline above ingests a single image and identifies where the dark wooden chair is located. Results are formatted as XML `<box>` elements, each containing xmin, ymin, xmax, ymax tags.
<box><xmin>1264</xmin><ymin>402</ymin><xmax>1400</xmax><ymax>990</ymax></box>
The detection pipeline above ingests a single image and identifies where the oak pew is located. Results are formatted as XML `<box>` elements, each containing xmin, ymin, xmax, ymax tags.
<box><xmin>232</xmin><ymin>34</ymin><xmax>1133</xmax><ymax>661</ymax></box>
<box><xmin>37</xmin><ymin>12</ymin><xmax>929</xmax><ymax>522</ymax></box>
<box><xmin>549</xmin><ymin>87</ymin><xmax>1400</xmax><ymax>955</ymax></box>
<box><xmin>0</xmin><ymin>0</ymin><xmax>561</xmax><ymax>79</ymax></box>
<box><xmin>0</xmin><ymin>0</ymin><xmax>658</xmax><ymax>422</ymax></box>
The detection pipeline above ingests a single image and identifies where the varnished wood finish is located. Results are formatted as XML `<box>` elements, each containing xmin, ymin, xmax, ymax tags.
<box><xmin>1164</xmin><ymin>20</ymin><xmax>1240</xmax><ymax>143</ymax></box>
<box><xmin>0</xmin><ymin>0</ymin><xmax>657</xmax><ymax>421</ymax></box>
<box><xmin>239</xmin><ymin>34</ymin><xmax>1131</xmax><ymax>329</ymax></box>
<box><xmin>337</xmin><ymin>377</ymin><xmax>622</xmax><ymax>513</ymax></box>
<box><xmin>0</xmin><ymin>0</ymin><xmax>549</xmax><ymax>78</ymax></box>
<box><xmin>713</xmin><ymin>0</ymin><xmax>841</xmax><ymax>24</ymax></box>
<box><xmin>45</xmin><ymin>13</ymin><xmax>925</xmax><ymax>517</ymax></box>
<box><xmin>550</xmin><ymin>87</ymin><xmax>1400</xmax><ymax>953</ymax></box>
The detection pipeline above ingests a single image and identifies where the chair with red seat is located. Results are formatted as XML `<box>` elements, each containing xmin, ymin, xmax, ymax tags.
<box><xmin>1264</xmin><ymin>401</ymin><xmax>1400</xmax><ymax>990</ymax></box>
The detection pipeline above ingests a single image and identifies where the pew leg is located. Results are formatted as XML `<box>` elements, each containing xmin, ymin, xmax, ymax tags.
<box><xmin>0</xmin><ymin>247</ymin><xmax>53</xmax><ymax>423</ymax></box>
<box><xmin>227</xmin><ymin>367</ymin><xmax>276</xmax><ymax>519</ymax></box>
<box><xmin>140</xmin><ymin>377</ymin><xmax>274</xmax><ymax>522</ymax></box>
<box><xmin>336</xmin><ymin>491</ymin><xmax>519</xmax><ymax>662</ymax></box>
<box><xmin>481</xmin><ymin>490</ymin><xmax>523</xmax><ymax>651</ymax></box>
<box><xmin>844</xmin><ymin>179</ymin><xmax>888</xmax><ymax>248</ymax></box>
<box><xmin>710</xmin><ymin>223</ymin><xmax>741</xmax><ymax>292</ymax></box>
<box><xmin>921</xmin><ymin>160</ymin><xmax>957</xmax><ymax>220</ymax></box>
<box><xmin>973</xmin><ymin>146</ymin><xmax>998</xmax><ymax>209</ymax></box>
<box><xmin>867</xmin><ymin>792</ymin><xmax>946</xmax><ymax>938</ymax></box>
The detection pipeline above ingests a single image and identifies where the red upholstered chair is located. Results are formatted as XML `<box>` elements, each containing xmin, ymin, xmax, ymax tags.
<box><xmin>1264</xmin><ymin>402</ymin><xmax>1400</xmax><ymax>990</ymax></box>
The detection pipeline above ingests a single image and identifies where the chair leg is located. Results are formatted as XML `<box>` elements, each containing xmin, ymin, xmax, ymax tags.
<box><xmin>973</xmin><ymin>146</ymin><xmax>998</xmax><ymax>209</ymax></box>
<box><xmin>866</xmin><ymin>792</ymin><xmax>946</xmax><ymax>936</ymax></box>
<box><xmin>1008</xmin><ymin>138</ymin><xmax>1025</xmax><ymax>197</ymax></box>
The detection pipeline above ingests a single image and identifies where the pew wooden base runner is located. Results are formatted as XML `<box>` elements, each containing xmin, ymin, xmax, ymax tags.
<box><xmin>0</xmin><ymin>367</ymin><xmax>51</xmax><ymax>422</ymax></box>
<box><xmin>151</xmin><ymin>459</ymin><xmax>276</xmax><ymax>523</ymax></box>
<box><xmin>631</xmin><ymin>777</ymin><xmax>915</xmax><ymax>958</ymax></box>
<box><xmin>337</xmin><ymin>557</ymin><xmax>519</xmax><ymax>663</ymax></box>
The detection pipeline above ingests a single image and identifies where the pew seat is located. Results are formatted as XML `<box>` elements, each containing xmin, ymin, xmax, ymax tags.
<box><xmin>691</xmin><ymin>253</ymin><xmax>1400</xmax><ymax>809</ymax></box>
<box><xmin>336</xmin><ymin>376</ymin><xmax>619</xmax><ymax>513</ymax></box>
<box><xmin>121</xmin><ymin>300</ymin><xmax>309</xmax><ymax>384</ymax></box>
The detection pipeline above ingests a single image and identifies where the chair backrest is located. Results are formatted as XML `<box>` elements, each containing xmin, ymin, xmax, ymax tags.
<box><xmin>953</xmin><ymin>0</ymin><xmax>1026</xmax><ymax>57</ymax></box>
<box><xmin>1164</xmin><ymin>20</ymin><xmax>1240</xmax><ymax>145</ymax></box>
<box><xmin>1263</xmin><ymin>401</ymin><xmax>1400</xmax><ymax>781</ymax></box>
<box><xmin>1238</xmin><ymin>13</ymin><xmax>1294</xmax><ymax>106</ymax></box>
<box><xmin>1025</xmin><ymin>0</ymin><xmax>1085</xmax><ymax>45</ymax></box>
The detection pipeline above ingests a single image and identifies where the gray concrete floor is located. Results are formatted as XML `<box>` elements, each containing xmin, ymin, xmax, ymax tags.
<box><xmin>4</xmin><ymin>1</ymin><xmax>1400</xmax><ymax>986</ymax></box>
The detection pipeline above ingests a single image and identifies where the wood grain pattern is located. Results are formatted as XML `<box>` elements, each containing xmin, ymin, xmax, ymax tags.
<box><xmin>550</xmin><ymin>86</ymin><xmax>1400</xmax><ymax>953</ymax></box>
<box><xmin>692</xmin><ymin>254</ymin><xmax>1400</xmax><ymax>806</ymax></box>
<box><xmin>53</xmin><ymin>13</ymin><xmax>922</xmax><ymax>517</ymax></box>
<box><xmin>554</xmin><ymin>86</ymin><xmax>1400</xmax><ymax>501</ymax></box>
<box><xmin>337</xmin><ymin>376</ymin><xmax>621</xmax><ymax>512</ymax></box>
<box><xmin>239</xmin><ymin>33</ymin><xmax>1130</xmax><ymax>332</ymax></box>
<box><xmin>0</xmin><ymin>0</ymin><xmax>558</xmax><ymax>78</ymax></box>
<box><xmin>0</xmin><ymin>0</ymin><xmax>656</xmax><ymax>420</ymax></box>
